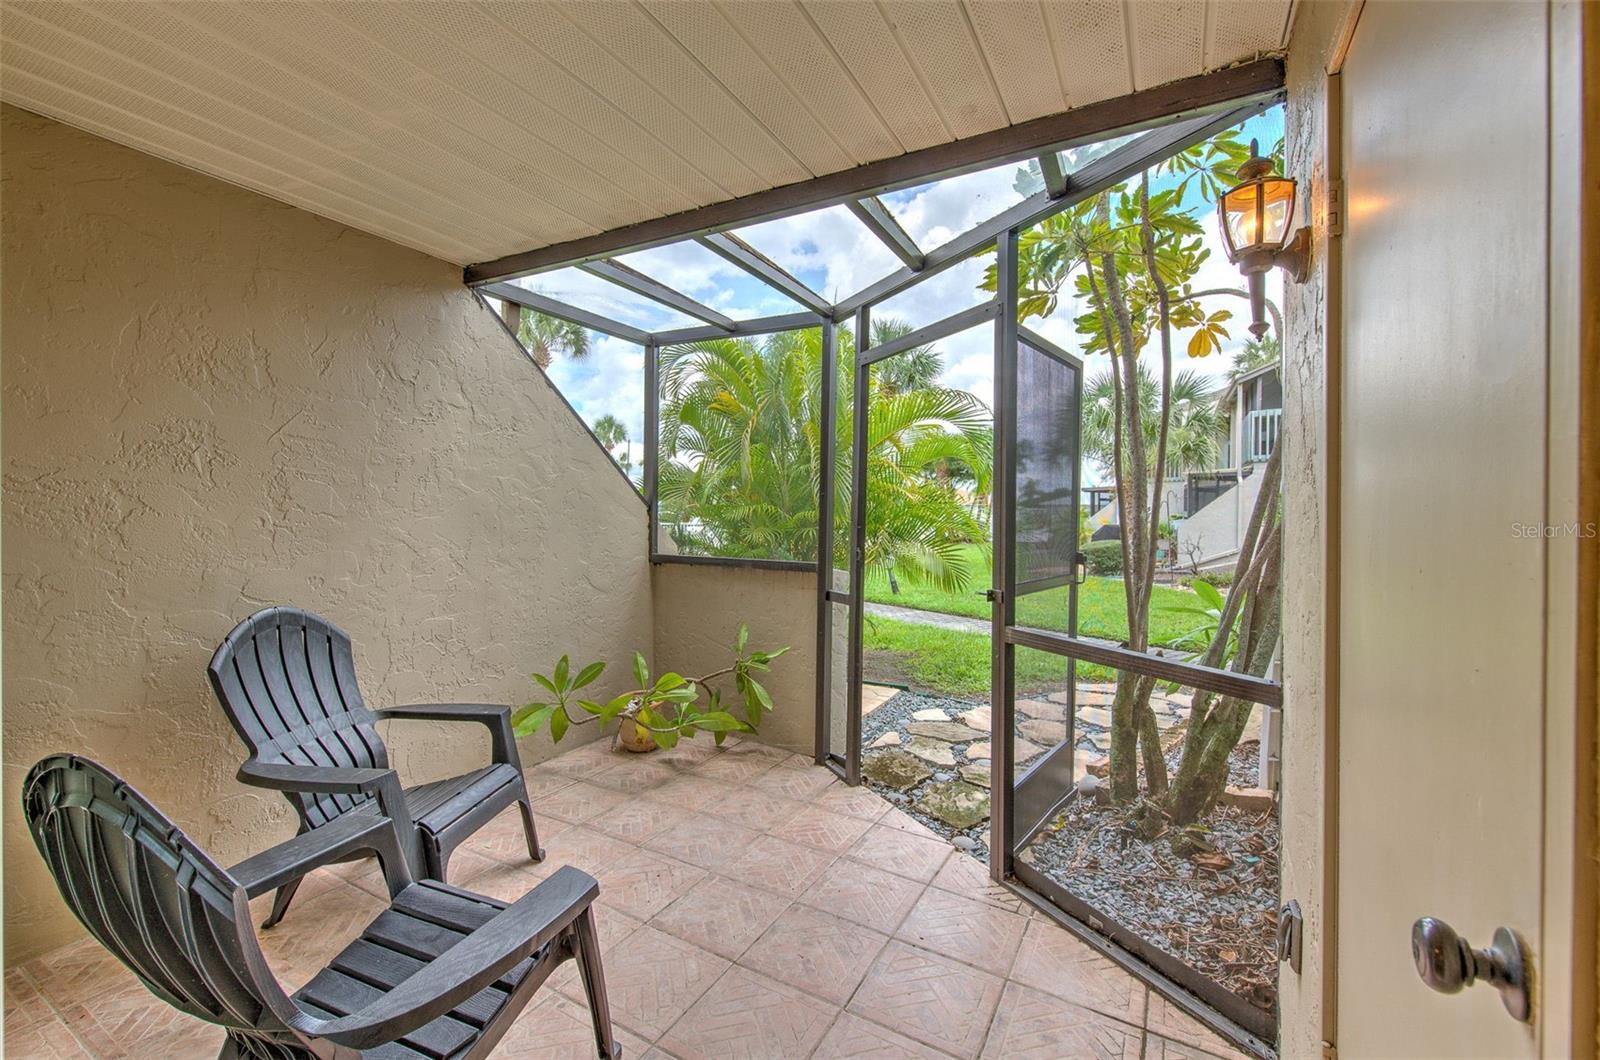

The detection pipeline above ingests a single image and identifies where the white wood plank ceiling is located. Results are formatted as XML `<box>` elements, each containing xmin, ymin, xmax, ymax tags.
<box><xmin>0</xmin><ymin>1</ymin><xmax>1293</xmax><ymax>269</ymax></box>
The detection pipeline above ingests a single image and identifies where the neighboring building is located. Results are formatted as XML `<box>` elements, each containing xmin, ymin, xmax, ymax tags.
<box><xmin>1176</xmin><ymin>361</ymin><xmax>1282</xmax><ymax>570</ymax></box>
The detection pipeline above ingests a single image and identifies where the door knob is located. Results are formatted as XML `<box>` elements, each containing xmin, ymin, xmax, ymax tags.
<box><xmin>1410</xmin><ymin>917</ymin><xmax>1531</xmax><ymax>1022</ymax></box>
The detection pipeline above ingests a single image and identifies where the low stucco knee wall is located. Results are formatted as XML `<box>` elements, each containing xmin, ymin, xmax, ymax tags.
<box><xmin>0</xmin><ymin>105</ymin><xmax>653</xmax><ymax>962</ymax></box>
<box><xmin>650</xmin><ymin>563</ymin><xmax>819</xmax><ymax>756</ymax></box>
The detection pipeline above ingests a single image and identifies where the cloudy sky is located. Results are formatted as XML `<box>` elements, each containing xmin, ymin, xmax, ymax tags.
<box><xmin>518</xmin><ymin>106</ymin><xmax>1285</xmax><ymax>481</ymax></box>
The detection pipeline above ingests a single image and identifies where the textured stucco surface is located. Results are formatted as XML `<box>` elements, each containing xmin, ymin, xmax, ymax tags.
<box><xmin>651</xmin><ymin>564</ymin><xmax>819</xmax><ymax>756</ymax></box>
<box><xmin>1277</xmin><ymin>3</ymin><xmax>1347</xmax><ymax>1055</ymax></box>
<box><xmin>0</xmin><ymin>104</ymin><xmax>653</xmax><ymax>962</ymax></box>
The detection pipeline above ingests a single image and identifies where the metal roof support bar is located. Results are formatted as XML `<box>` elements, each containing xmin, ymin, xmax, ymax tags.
<box><xmin>1038</xmin><ymin>153</ymin><xmax>1069</xmax><ymax>198</ymax></box>
<box><xmin>846</xmin><ymin>197</ymin><xmax>925</xmax><ymax>270</ymax></box>
<box><xmin>462</xmin><ymin>59</ymin><xmax>1284</xmax><ymax>285</ymax></box>
<box><xmin>652</xmin><ymin>311</ymin><xmax>824</xmax><ymax>346</ymax></box>
<box><xmin>578</xmin><ymin>259</ymin><xmax>734</xmax><ymax>330</ymax></box>
<box><xmin>480</xmin><ymin>282</ymin><xmax>651</xmax><ymax>345</ymax></box>
<box><xmin>696</xmin><ymin>232</ymin><xmax>833</xmax><ymax>316</ymax></box>
<box><xmin>833</xmin><ymin>99</ymin><xmax>1272</xmax><ymax>320</ymax></box>
<box><xmin>858</xmin><ymin>299</ymin><xmax>1000</xmax><ymax>367</ymax></box>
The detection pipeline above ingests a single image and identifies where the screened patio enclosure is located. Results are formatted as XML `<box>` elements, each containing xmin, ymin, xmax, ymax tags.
<box><xmin>472</xmin><ymin>79</ymin><xmax>1288</xmax><ymax>1052</ymax></box>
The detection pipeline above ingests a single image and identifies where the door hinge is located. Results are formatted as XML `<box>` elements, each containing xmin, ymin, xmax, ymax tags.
<box><xmin>1321</xmin><ymin>1043</ymin><xmax>1337</xmax><ymax>1060</ymax></box>
<box><xmin>1277</xmin><ymin>899</ymin><xmax>1304</xmax><ymax>974</ymax></box>
<box><xmin>1327</xmin><ymin>179</ymin><xmax>1345</xmax><ymax>237</ymax></box>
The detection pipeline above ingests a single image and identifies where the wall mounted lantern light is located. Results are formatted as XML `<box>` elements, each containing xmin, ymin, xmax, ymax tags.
<box><xmin>1218</xmin><ymin>138</ymin><xmax>1311</xmax><ymax>338</ymax></box>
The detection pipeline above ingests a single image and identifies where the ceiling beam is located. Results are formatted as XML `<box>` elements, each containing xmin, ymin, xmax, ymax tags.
<box><xmin>696</xmin><ymin>232</ymin><xmax>833</xmax><ymax>316</ymax></box>
<box><xmin>832</xmin><ymin>99</ymin><xmax>1271</xmax><ymax>319</ymax></box>
<box><xmin>480</xmin><ymin>282</ymin><xmax>650</xmax><ymax>345</ymax></box>
<box><xmin>462</xmin><ymin>58</ymin><xmax>1284</xmax><ymax>285</ymax></box>
<box><xmin>578</xmin><ymin>259</ymin><xmax>734</xmax><ymax>329</ymax></box>
<box><xmin>846</xmin><ymin>197</ymin><xmax>925</xmax><ymax>271</ymax></box>
<box><xmin>1038</xmin><ymin>153</ymin><xmax>1069</xmax><ymax>198</ymax></box>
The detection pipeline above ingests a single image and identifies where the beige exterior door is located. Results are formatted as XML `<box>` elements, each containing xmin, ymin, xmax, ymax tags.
<box><xmin>1337</xmin><ymin>2</ymin><xmax>1572</xmax><ymax>1056</ymax></box>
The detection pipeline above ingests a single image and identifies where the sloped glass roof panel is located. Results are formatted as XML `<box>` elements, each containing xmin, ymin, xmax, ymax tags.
<box><xmin>509</xmin><ymin>269</ymin><xmax>696</xmax><ymax>332</ymax></box>
<box><xmin>879</xmin><ymin>158</ymin><xmax>1034</xmax><ymax>248</ymax></box>
<box><xmin>1060</xmin><ymin>130</ymin><xmax>1141</xmax><ymax>172</ymax></box>
<box><xmin>728</xmin><ymin>204</ymin><xmax>903</xmax><ymax>301</ymax></box>
<box><xmin>615</xmin><ymin>240</ymin><xmax>807</xmax><ymax>320</ymax></box>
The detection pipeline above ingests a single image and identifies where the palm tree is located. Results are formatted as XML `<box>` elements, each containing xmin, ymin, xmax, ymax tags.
<box><xmin>870</xmin><ymin>319</ymin><xmax>941</xmax><ymax>396</ymax></box>
<box><xmin>1228</xmin><ymin>334</ymin><xmax>1280</xmax><ymax>381</ymax></box>
<box><xmin>1081</xmin><ymin>363</ymin><xmax>1224</xmax><ymax>483</ymax></box>
<box><xmin>516</xmin><ymin>308</ymin><xmax>591</xmax><ymax>369</ymax></box>
<box><xmin>656</xmin><ymin>324</ymin><xmax>991</xmax><ymax>591</ymax></box>
<box><xmin>592</xmin><ymin>413</ymin><xmax>633</xmax><ymax>477</ymax></box>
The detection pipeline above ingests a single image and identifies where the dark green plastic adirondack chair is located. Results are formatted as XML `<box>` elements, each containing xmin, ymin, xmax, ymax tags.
<box><xmin>208</xmin><ymin>607</ymin><xmax>544</xmax><ymax>928</ymax></box>
<box><xmin>23</xmin><ymin>754</ymin><xmax>620</xmax><ymax>1059</ymax></box>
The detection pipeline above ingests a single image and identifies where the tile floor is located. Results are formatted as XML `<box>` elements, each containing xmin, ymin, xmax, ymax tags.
<box><xmin>4</xmin><ymin>736</ymin><xmax>1252</xmax><ymax>1060</ymax></box>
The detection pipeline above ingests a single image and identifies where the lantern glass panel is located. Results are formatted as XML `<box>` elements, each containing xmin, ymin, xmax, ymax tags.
<box><xmin>1222</xmin><ymin>177</ymin><xmax>1296</xmax><ymax>254</ymax></box>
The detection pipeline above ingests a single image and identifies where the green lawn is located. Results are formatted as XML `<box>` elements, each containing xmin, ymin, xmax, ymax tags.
<box><xmin>863</xmin><ymin>543</ymin><xmax>1200</xmax><ymax>648</ymax></box>
<box><xmin>863</xmin><ymin>617</ymin><xmax>1113</xmax><ymax>698</ymax></box>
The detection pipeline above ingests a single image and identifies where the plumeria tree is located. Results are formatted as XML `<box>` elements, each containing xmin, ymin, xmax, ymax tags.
<box><xmin>987</xmin><ymin>127</ymin><xmax>1284</xmax><ymax>822</ymax></box>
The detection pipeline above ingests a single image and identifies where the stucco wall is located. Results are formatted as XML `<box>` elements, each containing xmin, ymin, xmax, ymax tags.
<box><xmin>0</xmin><ymin>104</ymin><xmax>653</xmax><ymax>962</ymax></box>
<box><xmin>650</xmin><ymin>564</ymin><xmax>818</xmax><ymax>756</ymax></box>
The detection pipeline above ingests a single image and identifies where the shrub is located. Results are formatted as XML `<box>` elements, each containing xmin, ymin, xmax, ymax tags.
<box><xmin>1083</xmin><ymin>539</ymin><xmax>1123</xmax><ymax>576</ymax></box>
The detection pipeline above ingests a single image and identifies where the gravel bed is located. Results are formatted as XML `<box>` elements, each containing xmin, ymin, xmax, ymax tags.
<box><xmin>1019</xmin><ymin>740</ymin><xmax>1280</xmax><ymax>1015</ymax></box>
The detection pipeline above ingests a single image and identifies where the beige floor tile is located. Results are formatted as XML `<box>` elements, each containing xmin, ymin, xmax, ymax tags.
<box><xmin>800</xmin><ymin>859</ymin><xmax>925</xmax><ymax>934</ymax></box>
<box><xmin>929</xmin><ymin>851</ymin><xmax>1024</xmax><ymax>913</ymax></box>
<box><xmin>717</xmin><ymin>834</ymin><xmax>836</xmax><ymax>898</ymax></box>
<box><xmin>588</xmin><ymin>797</ymin><xmax>683</xmax><ymax>845</ymax></box>
<box><xmin>645</xmin><ymin>814</ymin><xmax>763</xmax><ymax>872</ymax></box>
<box><xmin>5</xmin><ymin>969</ymin><xmax>59</xmax><ymax>1037</ymax></box>
<box><xmin>651</xmin><ymin>875</ymin><xmax>792</xmax><ymax>960</ymax></box>
<box><xmin>453</xmin><ymin>803</ymin><xmax>568</xmax><ymax>865</ymax></box>
<box><xmin>653</xmin><ymin>774</ymin><xmax>742</xmax><ymax>811</ymax></box>
<box><xmin>2</xmin><ymin>1015</ymin><xmax>96</xmax><ymax>1058</ymax></box>
<box><xmin>523</xmin><ymin>766</ymin><xmax>581</xmax><ymax>797</ymax></box>
<box><xmin>768</xmin><ymin>803</ymin><xmax>874</xmax><ymax>854</ymax></box>
<box><xmin>699</xmin><ymin>787</ymin><xmax>805</xmax><ymax>831</ymax></box>
<box><xmin>738</xmin><ymin>904</ymin><xmax>889</xmax><ymax>1005</ymax></box>
<box><xmin>256</xmin><ymin>881</ymin><xmax>389</xmax><ymax>990</ymax></box>
<box><xmin>573</xmin><ymin>924</ymin><xmax>729</xmax><ymax>1040</ymax></box>
<box><xmin>894</xmin><ymin>887</ymin><xmax>1027</xmax><ymax>978</ymax></box>
<box><xmin>547</xmin><ymin>905</ymin><xmax>646</xmax><ymax>997</ymax></box>
<box><xmin>593</xmin><ymin>847</ymin><xmax>708</xmax><ymax>920</ymax></box>
<box><xmin>979</xmin><ymin>982</ymin><xmax>1142</xmax><ymax>1060</ymax></box>
<box><xmin>877</xmin><ymin>808</ymin><xmax>945</xmax><ymax>841</ymax></box>
<box><xmin>538</xmin><ymin>741</ymin><xmax>634</xmax><ymax>777</ymax></box>
<box><xmin>538</xmin><ymin>780</ymin><xmax>632</xmax><ymax>824</ymax></box>
<box><xmin>812</xmin><ymin>782</ymin><xmax>894</xmax><ymax>822</ymax></box>
<box><xmin>751</xmin><ymin>762</ymin><xmax>840</xmax><ymax>799</ymax></box>
<box><xmin>493</xmin><ymin>979</ymin><xmax>652</xmax><ymax>1059</ymax></box>
<box><xmin>588</xmin><ymin>758</ymin><xmax>683</xmax><ymax>795</ymax></box>
<box><xmin>657</xmin><ymin>965</ymin><xmax>836</xmax><ymax>1060</ymax></box>
<box><xmin>692</xmin><ymin>750</ymin><xmax>782</xmax><ymax>783</ymax></box>
<box><xmin>1144</xmin><ymin>993</ymin><xmax>1255</xmax><ymax>1058</ymax></box>
<box><xmin>25</xmin><ymin>935</ymin><xmax>226</xmax><ymax>1058</ymax></box>
<box><xmin>846</xmin><ymin>824</ymin><xmax>952</xmax><ymax>882</ymax></box>
<box><xmin>1008</xmin><ymin>919</ymin><xmax>1146</xmax><ymax>1026</ymax></box>
<box><xmin>848</xmin><ymin>941</ymin><xmax>1004</xmax><ymax>1060</ymax></box>
<box><xmin>811</xmin><ymin>1012</ymin><xmax>959</xmax><ymax>1059</ymax></box>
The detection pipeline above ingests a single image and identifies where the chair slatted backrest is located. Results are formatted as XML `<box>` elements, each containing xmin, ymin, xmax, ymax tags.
<box><xmin>208</xmin><ymin>608</ymin><xmax>389</xmax><ymax>830</ymax></box>
<box><xmin>22</xmin><ymin>755</ymin><xmax>295</xmax><ymax>1044</ymax></box>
